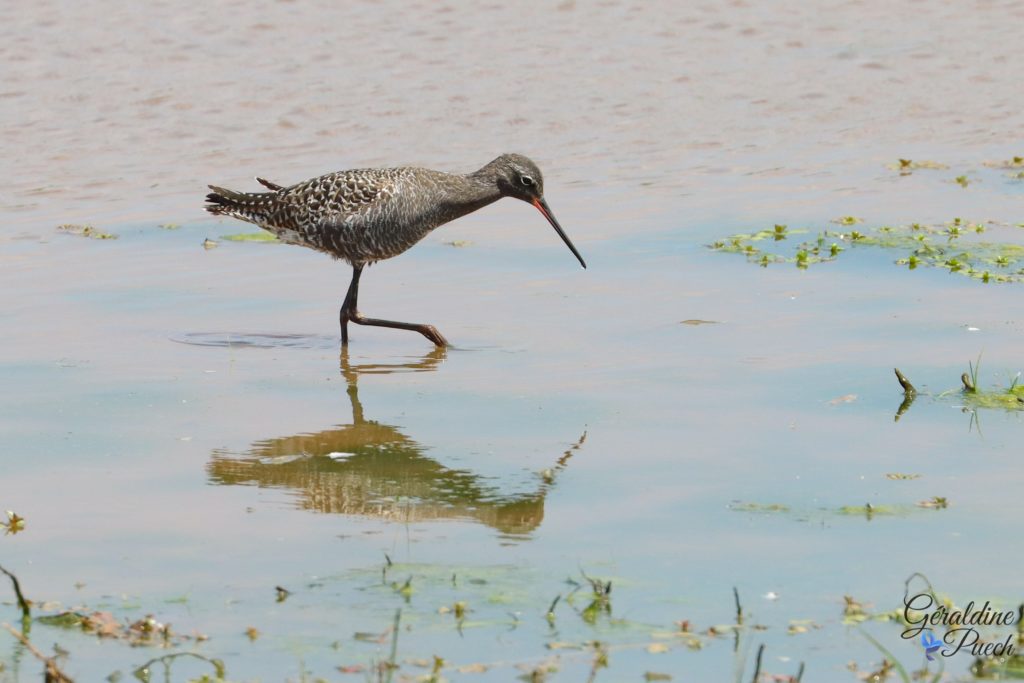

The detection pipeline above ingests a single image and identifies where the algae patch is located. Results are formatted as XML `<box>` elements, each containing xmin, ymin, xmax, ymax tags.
<box><xmin>709</xmin><ymin>218</ymin><xmax>1024</xmax><ymax>283</ymax></box>
<box><xmin>57</xmin><ymin>224</ymin><xmax>117</xmax><ymax>240</ymax></box>
<box><xmin>222</xmin><ymin>231</ymin><xmax>279</xmax><ymax>243</ymax></box>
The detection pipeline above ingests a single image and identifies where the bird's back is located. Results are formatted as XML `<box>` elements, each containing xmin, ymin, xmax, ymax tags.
<box><xmin>206</xmin><ymin>167</ymin><xmax>443</xmax><ymax>263</ymax></box>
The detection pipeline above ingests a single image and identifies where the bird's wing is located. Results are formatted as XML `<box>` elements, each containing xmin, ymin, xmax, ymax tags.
<box><xmin>282</xmin><ymin>168</ymin><xmax>402</xmax><ymax>221</ymax></box>
<box><xmin>258</xmin><ymin>168</ymin><xmax>408</xmax><ymax>256</ymax></box>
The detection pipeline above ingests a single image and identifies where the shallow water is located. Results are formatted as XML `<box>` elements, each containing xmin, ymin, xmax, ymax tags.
<box><xmin>4</xmin><ymin>2</ymin><xmax>1024</xmax><ymax>681</ymax></box>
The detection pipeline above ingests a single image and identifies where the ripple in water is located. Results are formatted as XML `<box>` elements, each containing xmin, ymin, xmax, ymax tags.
<box><xmin>171</xmin><ymin>332</ymin><xmax>337</xmax><ymax>349</ymax></box>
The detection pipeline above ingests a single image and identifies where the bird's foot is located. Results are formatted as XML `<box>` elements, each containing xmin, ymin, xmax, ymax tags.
<box><xmin>418</xmin><ymin>325</ymin><xmax>449</xmax><ymax>348</ymax></box>
<box><xmin>347</xmin><ymin>311</ymin><xmax>449</xmax><ymax>348</ymax></box>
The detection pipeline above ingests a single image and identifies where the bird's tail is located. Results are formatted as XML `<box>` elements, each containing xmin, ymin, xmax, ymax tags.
<box><xmin>205</xmin><ymin>185</ymin><xmax>277</xmax><ymax>225</ymax></box>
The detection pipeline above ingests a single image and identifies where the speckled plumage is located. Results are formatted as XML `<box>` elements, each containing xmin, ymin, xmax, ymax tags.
<box><xmin>207</xmin><ymin>155</ymin><xmax>543</xmax><ymax>265</ymax></box>
<box><xmin>205</xmin><ymin>154</ymin><xmax>585</xmax><ymax>347</ymax></box>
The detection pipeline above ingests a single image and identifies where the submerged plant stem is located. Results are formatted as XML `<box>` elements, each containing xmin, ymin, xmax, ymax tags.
<box><xmin>386</xmin><ymin>609</ymin><xmax>401</xmax><ymax>683</ymax></box>
<box><xmin>0</xmin><ymin>564</ymin><xmax>30</xmax><ymax>622</ymax></box>
<box><xmin>894</xmin><ymin>368</ymin><xmax>916</xmax><ymax>394</ymax></box>
<box><xmin>750</xmin><ymin>643</ymin><xmax>764</xmax><ymax>683</ymax></box>
<box><xmin>2</xmin><ymin>623</ymin><xmax>74</xmax><ymax>682</ymax></box>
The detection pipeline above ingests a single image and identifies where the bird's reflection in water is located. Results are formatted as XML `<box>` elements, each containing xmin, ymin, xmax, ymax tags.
<box><xmin>208</xmin><ymin>348</ymin><xmax>585</xmax><ymax>536</ymax></box>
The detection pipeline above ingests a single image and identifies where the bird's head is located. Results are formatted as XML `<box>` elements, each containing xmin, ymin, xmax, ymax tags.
<box><xmin>481</xmin><ymin>153</ymin><xmax>586</xmax><ymax>269</ymax></box>
<box><xmin>491</xmin><ymin>153</ymin><xmax>546</xmax><ymax>202</ymax></box>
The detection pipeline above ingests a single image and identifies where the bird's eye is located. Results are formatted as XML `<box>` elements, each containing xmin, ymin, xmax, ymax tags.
<box><xmin>520</xmin><ymin>175</ymin><xmax>534</xmax><ymax>187</ymax></box>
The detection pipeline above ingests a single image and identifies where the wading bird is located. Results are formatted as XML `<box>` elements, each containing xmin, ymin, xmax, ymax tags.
<box><xmin>205</xmin><ymin>154</ymin><xmax>585</xmax><ymax>347</ymax></box>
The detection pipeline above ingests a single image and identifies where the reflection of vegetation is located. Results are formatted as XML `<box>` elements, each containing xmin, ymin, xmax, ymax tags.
<box><xmin>208</xmin><ymin>349</ymin><xmax>585</xmax><ymax>536</ymax></box>
<box><xmin>852</xmin><ymin>573</ymin><xmax>1024</xmax><ymax>682</ymax></box>
<box><xmin>710</xmin><ymin>218</ymin><xmax>1024</xmax><ymax>283</ymax></box>
<box><xmin>892</xmin><ymin>362</ymin><xmax>1024</xmax><ymax>422</ymax></box>
<box><xmin>971</xmin><ymin>603</ymin><xmax>1024</xmax><ymax>679</ymax></box>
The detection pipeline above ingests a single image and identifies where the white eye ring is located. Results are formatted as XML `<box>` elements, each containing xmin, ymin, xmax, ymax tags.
<box><xmin>520</xmin><ymin>175</ymin><xmax>534</xmax><ymax>187</ymax></box>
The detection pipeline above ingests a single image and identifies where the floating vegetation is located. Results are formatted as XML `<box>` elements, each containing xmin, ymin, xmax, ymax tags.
<box><xmin>730</xmin><ymin>500</ymin><xmax>945</xmax><ymax>520</ymax></box>
<box><xmin>850</xmin><ymin>574</ymin><xmax>1024</xmax><ymax>683</ymax></box>
<box><xmin>955</xmin><ymin>174</ymin><xmax>972</xmax><ymax>188</ymax></box>
<box><xmin>888</xmin><ymin>159</ymin><xmax>949</xmax><ymax>174</ymax></box>
<box><xmin>36</xmin><ymin>610</ymin><xmax>195</xmax><ymax>647</ymax></box>
<box><xmin>221</xmin><ymin>231</ymin><xmax>279</xmax><ymax>242</ymax></box>
<box><xmin>728</xmin><ymin>502</ymin><xmax>790</xmax><ymax>513</ymax></box>
<box><xmin>893</xmin><ymin>362</ymin><xmax>1024</xmax><ymax>416</ymax></box>
<box><xmin>1</xmin><ymin>510</ymin><xmax>25</xmax><ymax>535</ymax></box>
<box><xmin>201</xmin><ymin>238</ymin><xmax>219</xmax><ymax>249</ymax></box>
<box><xmin>832</xmin><ymin>215</ymin><xmax>863</xmax><ymax>226</ymax></box>
<box><xmin>837</xmin><ymin>504</ymin><xmax>901</xmax><ymax>517</ymax></box>
<box><xmin>982</xmin><ymin>155</ymin><xmax>1024</xmax><ymax>169</ymax></box>
<box><xmin>445</xmin><ymin>240</ymin><xmax>473</xmax><ymax>247</ymax></box>
<box><xmin>57</xmin><ymin>223</ymin><xmax>117</xmax><ymax>240</ymax></box>
<box><xmin>709</xmin><ymin>218</ymin><xmax>1024</xmax><ymax>283</ymax></box>
<box><xmin>157</xmin><ymin>223</ymin><xmax>181</xmax><ymax>230</ymax></box>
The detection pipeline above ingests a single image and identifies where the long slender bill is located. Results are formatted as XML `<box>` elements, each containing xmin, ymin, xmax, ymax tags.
<box><xmin>532</xmin><ymin>197</ymin><xmax>586</xmax><ymax>269</ymax></box>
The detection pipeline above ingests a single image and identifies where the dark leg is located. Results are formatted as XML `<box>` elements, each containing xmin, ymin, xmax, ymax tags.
<box><xmin>339</xmin><ymin>265</ymin><xmax>362</xmax><ymax>346</ymax></box>
<box><xmin>339</xmin><ymin>264</ymin><xmax>449</xmax><ymax>347</ymax></box>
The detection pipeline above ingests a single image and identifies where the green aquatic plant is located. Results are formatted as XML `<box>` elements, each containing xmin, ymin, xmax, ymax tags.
<box><xmin>893</xmin><ymin>362</ymin><xmax>1024</xmax><ymax>420</ymax></box>
<box><xmin>728</xmin><ymin>502</ymin><xmax>790</xmax><ymax>513</ymax></box>
<box><xmin>963</xmin><ymin>383</ymin><xmax>1024</xmax><ymax>410</ymax></box>
<box><xmin>222</xmin><ymin>232</ymin><xmax>279</xmax><ymax>242</ymax></box>
<box><xmin>1</xmin><ymin>510</ymin><xmax>25</xmax><ymax>535</ymax></box>
<box><xmin>888</xmin><ymin>159</ymin><xmax>949</xmax><ymax>173</ymax></box>
<box><xmin>709</xmin><ymin>220</ymin><xmax>1024</xmax><ymax>283</ymax></box>
<box><xmin>574</xmin><ymin>571</ymin><xmax>612</xmax><ymax>625</ymax></box>
<box><xmin>954</xmin><ymin>353</ymin><xmax>1024</xmax><ymax>409</ymax></box>
<box><xmin>57</xmin><ymin>223</ymin><xmax>117</xmax><ymax>240</ymax></box>
<box><xmin>983</xmin><ymin>155</ymin><xmax>1024</xmax><ymax>169</ymax></box>
<box><xmin>837</xmin><ymin>504</ymin><xmax>900</xmax><ymax>518</ymax></box>
<box><xmin>965</xmin><ymin>353</ymin><xmax>982</xmax><ymax>393</ymax></box>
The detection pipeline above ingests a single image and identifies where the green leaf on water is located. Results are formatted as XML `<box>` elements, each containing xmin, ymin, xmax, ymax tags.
<box><xmin>57</xmin><ymin>224</ymin><xmax>118</xmax><ymax>240</ymax></box>
<box><xmin>888</xmin><ymin>159</ymin><xmax>948</xmax><ymax>171</ymax></box>
<box><xmin>709</xmin><ymin>220</ymin><xmax>1024</xmax><ymax>284</ymax></box>
<box><xmin>834</xmin><ymin>216</ymin><xmax>863</xmax><ymax>226</ymax></box>
<box><xmin>222</xmin><ymin>232</ymin><xmax>279</xmax><ymax>242</ymax></box>
<box><xmin>37</xmin><ymin>612</ymin><xmax>85</xmax><ymax>628</ymax></box>
<box><xmin>837</xmin><ymin>504</ymin><xmax>899</xmax><ymax>516</ymax></box>
<box><xmin>729</xmin><ymin>502</ymin><xmax>790</xmax><ymax>513</ymax></box>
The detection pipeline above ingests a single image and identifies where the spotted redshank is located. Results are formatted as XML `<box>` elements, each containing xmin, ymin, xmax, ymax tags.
<box><xmin>205</xmin><ymin>154</ymin><xmax>585</xmax><ymax>347</ymax></box>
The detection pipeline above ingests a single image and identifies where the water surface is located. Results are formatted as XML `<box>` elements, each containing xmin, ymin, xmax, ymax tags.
<box><xmin>3</xmin><ymin>1</ymin><xmax>1024</xmax><ymax>681</ymax></box>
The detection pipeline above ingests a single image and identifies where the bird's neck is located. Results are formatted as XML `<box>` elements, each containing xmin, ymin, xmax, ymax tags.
<box><xmin>435</xmin><ymin>172</ymin><xmax>503</xmax><ymax>224</ymax></box>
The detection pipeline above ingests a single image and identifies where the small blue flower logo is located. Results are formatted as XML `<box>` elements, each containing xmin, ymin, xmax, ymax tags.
<box><xmin>921</xmin><ymin>630</ymin><xmax>942</xmax><ymax>660</ymax></box>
